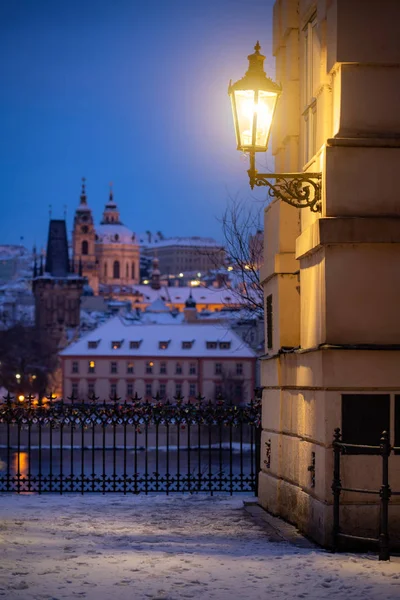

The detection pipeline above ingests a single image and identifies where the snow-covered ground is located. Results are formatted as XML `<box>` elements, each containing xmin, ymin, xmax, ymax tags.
<box><xmin>1</xmin><ymin>494</ymin><xmax>399</xmax><ymax>600</ymax></box>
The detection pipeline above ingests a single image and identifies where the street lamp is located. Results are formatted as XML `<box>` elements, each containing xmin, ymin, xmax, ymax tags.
<box><xmin>229</xmin><ymin>42</ymin><xmax>322</xmax><ymax>212</ymax></box>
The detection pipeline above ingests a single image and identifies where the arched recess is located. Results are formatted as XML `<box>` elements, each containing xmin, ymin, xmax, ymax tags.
<box><xmin>126</xmin><ymin>263</ymin><xmax>129</xmax><ymax>278</ymax></box>
<box><xmin>131</xmin><ymin>262</ymin><xmax>135</xmax><ymax>280</ymax></box>
<box><xmin>81</xmin><ymin>240</ymin><xmax>88</xmax><ymax>255</ymax></box>
<box><xmin>104</xmin><ymin>262</ymin><xmax>108</xmax><ymax>277</ymax></box>
<box><xmin>113</xmin><ymin>260</ymin><xmax>120</xmax><ymax>279</ymax></box>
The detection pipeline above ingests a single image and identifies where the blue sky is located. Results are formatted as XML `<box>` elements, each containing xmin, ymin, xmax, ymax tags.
<box><xmin>0</xmin><ymin>0</ymin><xmax>275</xmax><ymax>250</ymax></box>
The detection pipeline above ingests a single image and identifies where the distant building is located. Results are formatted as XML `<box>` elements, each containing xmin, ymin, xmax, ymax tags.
<box><xmin>72</xmin><ymin>180</ymin><xmax>140</xmax><ymax>295</ymax></box>
<box><xmin>0</xmin><ymin>245</ymin><xmax>32</xmax><ymax>282</ymax></box>
<box><xmin>60</xmin><ymin>316</ymin><xmax>256</xmax><ymax>402</ymax></box>
<box><xmin>141</xmin><ymin>236</ymin><xmax>225</xmax><ymax>276</ymax></box>
<box><xmin>32</xmin><ymin>219</ymin><xmax>85</xmax><ymax>349</ymax></box>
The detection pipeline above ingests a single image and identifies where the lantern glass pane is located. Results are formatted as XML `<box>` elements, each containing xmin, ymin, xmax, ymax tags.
<box><xmin>233</xmin><ymin>89</ymin><xmax>256</xmax><ymax>149</ymax></box>
<box><xmin>255</xmin><ymin>90</ymin><xmax>278</xmax><ymax>149</ymax></box>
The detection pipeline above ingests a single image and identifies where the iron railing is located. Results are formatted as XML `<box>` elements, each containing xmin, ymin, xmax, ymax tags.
<box><xmin>332</xmin><ymin>428</ymin><xmax>400</xmax><ymax>561</ymax></box>
<box><xmin>0</xmin><ymin>394</ymin><xmax>261</xmax><ymax>495</ymax></box>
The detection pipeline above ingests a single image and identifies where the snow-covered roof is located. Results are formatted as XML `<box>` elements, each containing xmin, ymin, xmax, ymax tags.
<box><xmin>96</xmin><ymin>224</ymin><xmax>137</xmax><ymax>245</ymax></box>
<box><xmin>60</xmin><ymin>317</ymin><xmax>256</xmax><ymax>358</ymax></box>
<box><xmin>145</xmin><ymin>298</ymin><xmax>170</xmax><ymax>313</ymax></box>
<box><xmin>135</xmin><ymin>285</ymin><xmax>239</xmax><ymax>306</ymax></box>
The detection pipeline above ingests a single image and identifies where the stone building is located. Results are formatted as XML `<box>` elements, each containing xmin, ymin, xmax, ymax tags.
<box><xmin>32</xmin><ymin>219</ymin><xmax>85</xmax><ymax>349</ymax></box>
<box><xmin>141</xmin><ymin>237</ymin><xmax>225</xmax><ymax>276</ymax></box>
<box><xmin>60</xmin><ymin>317</ymin><xmax>256</xmax><ymax>402</ymax></box>
<box><xmin>72</xmin><ymin>180</ymin><xmax>140</xmax><ymax>295</ymax></box>
<box><xmin>259</xmin><ymin>0</ymin><xmax>400</xmax><ymax>546</ymax></box>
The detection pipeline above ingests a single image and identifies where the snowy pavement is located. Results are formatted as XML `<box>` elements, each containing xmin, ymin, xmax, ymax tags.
<box><xmin>1</xmin><ymin>494</ymin><xmax>399</xmax><ymax>600</ymax></box>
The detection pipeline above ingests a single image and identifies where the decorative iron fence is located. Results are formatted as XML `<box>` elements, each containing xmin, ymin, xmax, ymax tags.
<box><xmin>0</xmin><ymin>394</ymin><xmax>261</xmax><ymax>495</ymax></box>
<box><xmin>332</xmin><ymin>428</ymin><xmax>400</xmax><ymax>561</ymax></box>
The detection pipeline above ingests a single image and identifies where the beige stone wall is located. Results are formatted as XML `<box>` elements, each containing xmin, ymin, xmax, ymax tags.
<box><xmin>96</xmin><ymin>242</ymin><xmax>140</xmax><ymax>287</ymax></box>
<box><xmin>261</xmin><ymin>0</ymin><xmax>400</xmax><ymax>546</ymax></box>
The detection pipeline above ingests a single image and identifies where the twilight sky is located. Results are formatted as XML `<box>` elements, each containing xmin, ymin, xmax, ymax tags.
<box><xmin>0</xmin><ymin>0</ymin><xmax>275</xmax><ymax>250</ymax></box>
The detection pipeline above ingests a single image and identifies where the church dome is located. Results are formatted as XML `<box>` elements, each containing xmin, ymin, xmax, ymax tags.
<box><xmin>96</xmin><ymin>224</ymin><xmax>136</xmax><ymax>245</ymax></box>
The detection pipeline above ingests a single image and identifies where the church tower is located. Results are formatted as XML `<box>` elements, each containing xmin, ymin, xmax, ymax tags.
<box><xmin>33</xmin><ymin>219</ymin><xmax>86</xmax><ymax>351</ymax></box>
<box><xmin>72</xmin><ymin>178</ymin><xmax>98</xmax><ymax>294</ymax></box>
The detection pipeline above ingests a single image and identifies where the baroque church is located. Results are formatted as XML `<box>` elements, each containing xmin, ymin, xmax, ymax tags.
<box><xmin>72</xmin><ymin>179</ymin><xmax>140</xmax><ymax>295</ymax></box>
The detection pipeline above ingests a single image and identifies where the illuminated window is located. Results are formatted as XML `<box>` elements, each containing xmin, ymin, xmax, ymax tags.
<box><xmin>127</xmin><ymin>362</ymin><xmax>134</xmax><ymax>374</ymax></box>
<box><xmin>88</xmin><ymin>360</ymin><xmax>95</xmax><ymax>373</ymax></box>
<box><xmin>111</xmin><ymin>341</ymin><xmax>122</xmax><ymax>350</ymax></box>
<box><xmin>159</xmin><ymin>341</ymin><xmax>170</xmax><ymax>350</ymax></box>
<box><xmin>146</xmin><ymin>361</ymin><xmax>154</xmax><ymax>374</ymax></box>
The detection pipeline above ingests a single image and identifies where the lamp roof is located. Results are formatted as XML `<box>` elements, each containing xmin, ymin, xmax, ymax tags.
<box><xmin>228</xmin><ymin>42</ymin><xmax>281</xmax><ymax>95</ymax></box>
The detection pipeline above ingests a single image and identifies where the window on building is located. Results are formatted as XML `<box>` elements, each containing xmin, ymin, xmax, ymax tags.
<box><xmin>342</xmin><ymin>394</ymin><xmax>390</xmax><ymax>455</ymax></box>
<box><xmin>110</xmin><ymin>383</ymin><xmax>117</xmax><ymax>398</ymax></box>
<box><xmin>110</xmin><ymin>361</ymin><xmax>118</xmax><ymax>374</ymax></box>
<box><xmin>81</xmin><ymin>240</ymin><xmax>88</xmax><ymax>255</ymax></box>
<box><xmin>88</xmin><ymin>360</ymin><xmax>95</xmax><ymax>373</ymax></box>
<box><xmin>182</xmin><ymin>341</ymin><xmax>193</xmax><ymax>349</ymax></box>
<box><xmin>71</xmin><ymin>382</ymin><xmax>78</xmax><ymax>398</ymax></box>
<box><xmin>130</xmin><ymin>340</ymin><xmax>142</xmax><ymax>349</ymax></box>
<box><xmin>113</xmin><ymin>260</ymin><xmax>120</xmax><ymax>279</ymax></box>
<box><xmin>236</xmin><ymin>363</ymin><xmax>243</xmax><ymax>376</ymax></box>
<box><xmin>159</xmin><ymin>341</ymin><xmax>170</xmax><ymax>350</ymax></box>
<box><xmin>88</xmin><ymin>340</ymin><xmax>99</xmax><ymax>349</ymax></box>
<box><xmin>126</xmin><ymin>263</ymin><xmax>129</xmax><ymax>278</ymax></box>
<box><xmin>189</xmin><ymin>383</ymin><xmax>196</xmax><ymax>398</ymax></box>
<box><xmin>175</xmin><ymin>383</ymin><xmax>182</xmax><ymax>398</ymax></box>
<box><xmin>146</xmin><ymin>361</ymin><xmax>154</xmax><ymax>374</ymax></box>
<box><xmin>206</xmin><ymin>341</ymin><xmax>218</xmax><ymax>349</ymax></box>
<box><xmin>131</xmin><ymin>263</ymin><xmax>135</xmax><ymax>280</ymax></box>
<box><xmin>219</xmin><ymin>341</ymin><xmax>231</xmax><ymax>350</ymax></box>
<box><xmin>215</xmin><ymin>363</ymin><xmax>222</xmax><ymax>375</ymax></box>
<box><xmin>215</xmin><ymin>384</ymin><xmax>222</xmax><ymax>399</ymax></box>
<box><xmin>189</xmin><ymin>363</ymin><xmax>196</xmax><ymax>375</ymax></box>
<box><xmin>159</xmin><ymin>383</ymin><xmax>166</xmax><ymax>398</ymax></box>
<box><xmin>160</xmin><ymin>362</ymin><xmax>167</xmax><ymax>375</ymax></box>
<box><xmin>88</xmin><ymin>382</ymin><xmax>95</xmax><ymax>398</ymax></box>
<box><xmin>176</xmin><ymin>362</ymin><xmax>183</xmax><ymax>375</ymax></box>
<box><xmin>302</xmin><ymin>14</ymin><xmax>320</xmax><ymax>165</ymax></box>
<box><xmin>234</xmin><ymin>383</ymin><xmax>243</xmax><ymax>403</ymax></box>
<box><xmin>266</xmin><ymin>295</ymin><xmax>273</xmax><ymax>350</ymax></box>
<box><xmin>111</xmin><ymin>341</ymin><xmax>122</xmax><ymax>350</ymax></box>
<box><xmin>104</xmin><ymin>263</ymin><xmax>108</xmax><ymax>277</ymax></box>
<box><xmin>127</xmin><ymin>362</ymin><xmax>134</xmax><ymax>374</ymax></box>
<box><xmin>72</xmin><ymin>361</ymin><xmax>79</xmax><ymax>374</ymax></box>
<box><xmin>127</xmin><ymin>383</ymin><xmax>133</xmax><ymax>397</ymax></box>
<box><xmin>145</xmin><ymin>383</ymin><xmax>152</xmax><ymax>398</ymax></box>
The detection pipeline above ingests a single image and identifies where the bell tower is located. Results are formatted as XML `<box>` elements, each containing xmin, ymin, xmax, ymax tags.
<box><xmin>72</xmin><ymin>178</ymin><xmax>98</xmax><ymax>294</ymax></box>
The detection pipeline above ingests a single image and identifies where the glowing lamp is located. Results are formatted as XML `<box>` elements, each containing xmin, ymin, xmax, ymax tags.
<box><xmin>228</xmin><ymin>42</ymin><xmax>280</xmax><ymax>154</ymax></box>
<box><xmin>18</xmin><ymin>395</ymin><xmax>24</xmax><ymax>402</ymax></box>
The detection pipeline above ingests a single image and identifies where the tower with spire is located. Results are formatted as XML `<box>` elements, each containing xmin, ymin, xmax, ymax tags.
<box><xmin>32</xmin><ymin>218</ymin><xmax>86</xmax><ymax>350</ymax></box>
<box><xmin>72</xmin><ymin>178</ymin><xmax>99</xmax><ymax>294</ymax></box>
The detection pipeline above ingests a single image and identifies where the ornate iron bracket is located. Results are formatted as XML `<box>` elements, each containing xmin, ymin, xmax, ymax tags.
<box><xmin>248</xmin><ymin>153</ymin><xmax>322</xmax><ymax>212</ymax></box>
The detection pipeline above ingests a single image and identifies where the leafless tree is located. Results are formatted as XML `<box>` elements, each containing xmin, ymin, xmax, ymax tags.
<box><xmin>0</xmin><ymin>325</ymin><xmax>58</xmax><ymax>398</ymax></box>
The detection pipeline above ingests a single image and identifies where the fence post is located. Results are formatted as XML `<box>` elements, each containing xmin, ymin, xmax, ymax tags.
<box><xmin>332</xmin><ymin>427</ymin><xmax>342</xmax><ymax>552</ymax></box>
<box><xmin>255</xmin><ymin>424</ymin><xmax>262</xmax><ymax>497</ymax></box>
<box><xmin>379</xmin><ymin>430</ymin><xmax>391</xmax><ymax>561</ymax></box>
